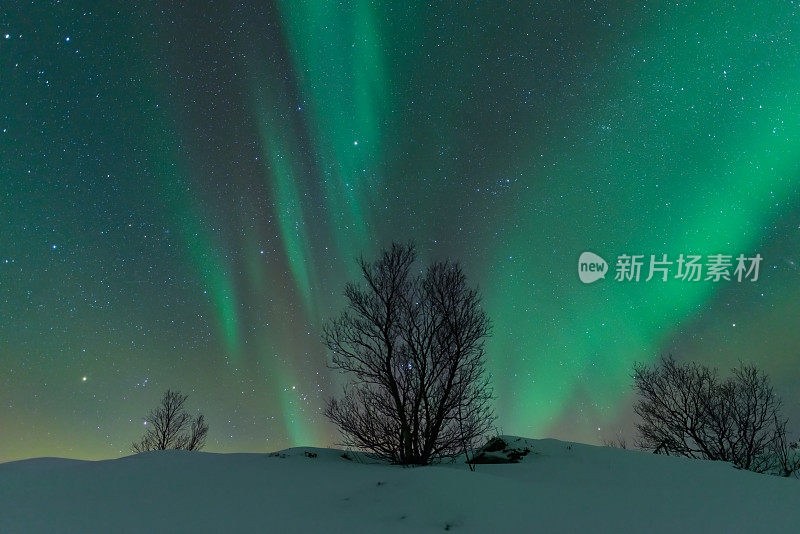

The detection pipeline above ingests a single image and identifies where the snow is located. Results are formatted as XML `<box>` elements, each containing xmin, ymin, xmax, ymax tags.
<box><xmin>1</xmin><ymin>436</ymin><xmax>798</xmax><ymax>533</ymax></box>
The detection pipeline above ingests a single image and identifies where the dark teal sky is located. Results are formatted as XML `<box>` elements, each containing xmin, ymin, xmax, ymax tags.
<box><xmin>1</xmin><ymin>1</ymin><xmax>799</xmax><ymax>461</ymax></box>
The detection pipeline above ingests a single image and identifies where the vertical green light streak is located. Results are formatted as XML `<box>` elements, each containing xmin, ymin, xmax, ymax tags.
<box><xmin>247</xmin><ymin>63</ymin><xmax>319</xmax><ymax>446</ymax></box>
<box><xmin>136</xmin><ymin>75</ymin><xmax>242</xmax><ymax>361</ymax></box>
<box><xmin>151</xmin><ymin>145</ymin><xmax>241</xmax><ymax>359</ymax></box>
<box><xmin>276</xmin><ymin>0</ymin><xmax>388</xmax><ymax>264</ymax></box>
<box><xmin>250</xmin><ymin>85</ymin><xmax>315</xmax><ymax>316</ymax></box>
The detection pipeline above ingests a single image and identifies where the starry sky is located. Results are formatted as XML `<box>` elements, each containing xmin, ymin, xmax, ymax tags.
<box><xmin>2</xmin><ymin>1</ymin><xmax>800</xmax><ymax>462</ymax></box>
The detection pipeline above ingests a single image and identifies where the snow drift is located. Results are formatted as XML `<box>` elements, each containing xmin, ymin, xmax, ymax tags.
<box><xmin>1</xmin><ymin>436</ymin><xmax>798</xmax><ymax>533</ymax></box>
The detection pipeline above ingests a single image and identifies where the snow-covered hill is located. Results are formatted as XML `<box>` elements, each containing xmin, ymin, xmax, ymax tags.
<box><xmin>1</xmin><ymin>436</ymin><xmax>798</xmax><ymax>533</ymax></box>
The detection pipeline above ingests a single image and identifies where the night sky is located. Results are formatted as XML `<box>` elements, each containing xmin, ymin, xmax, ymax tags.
<box><xmin>2</xmin><ymin>2</ymin><xmax>800</xmax><ymax>462</ymax></box>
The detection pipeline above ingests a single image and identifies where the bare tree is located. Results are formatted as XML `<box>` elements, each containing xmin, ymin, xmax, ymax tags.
<box><xmin>131</xmin><ymin>389</ymin><xmax>209</xmax><ymax>453</ymax></box>
<box><xmin>771</xmin><ymin>415</ymin><xmax>800</xmax><ymax>477</ymax></box>
<box><xmin>633</xmin><ymin>356</ymin><xmax>720</xmax><ymax>459</ymax></box>
<box><xmin>633</xmin><ymin>356</ymin><xmax>797</xmax><ymax>475</ymax></box>
<box><xmin>324</xmin><ymin>243</ymin><xmax>494</xmax><ymax>465</ymax></box>
<box><xmin>725</xmin><ymin>365</ymin><xmax>784</xmax><ymax>472</ymax></box>
<box><xmin>601</xmin><ymin>430</ymin><xmax>629</xmax><ymax>450</ymax></box>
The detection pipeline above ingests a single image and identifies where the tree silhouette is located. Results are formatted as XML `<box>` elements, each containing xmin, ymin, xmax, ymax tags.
<box><xmin>633</xmin><ymin>356</ymin><xmax>798</xmax><ymax>475</ymax></box>
<box><xmin>324</xmin><ymin>243</ymin><xmax>494</xmax><ymax>465</ymax></box>
<box><xmin>131</xmin><ymin>389</ymin><xmax>208</xmax><ymax>453</ymax></box>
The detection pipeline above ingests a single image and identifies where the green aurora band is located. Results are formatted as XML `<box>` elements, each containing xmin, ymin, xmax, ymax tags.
<box><xmin>2</xmin><ymin>1</ymin><xmax>800</xmax><ymax>460</ymax></box>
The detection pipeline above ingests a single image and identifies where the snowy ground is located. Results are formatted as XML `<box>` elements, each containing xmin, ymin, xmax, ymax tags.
<box><xmin>1</xmin><ymin>436</ymin><xmax>798</xmax><ymax>533</ymax></box>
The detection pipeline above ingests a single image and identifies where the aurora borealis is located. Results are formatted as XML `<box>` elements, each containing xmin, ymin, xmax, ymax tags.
<box><xmin>2</xmin><ymin>1</ymin><xmax>800</xmax><ymax>462</ymax></box>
